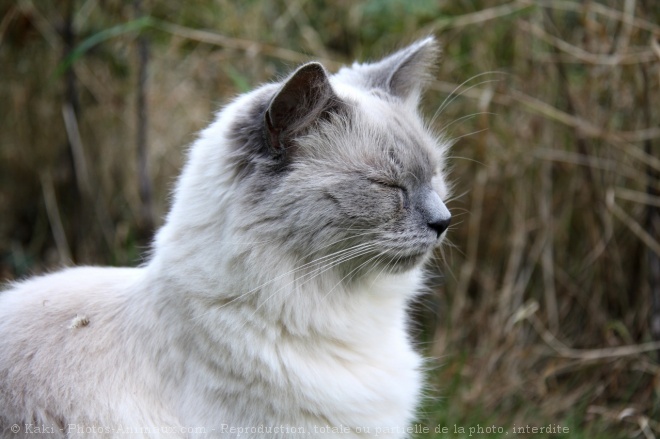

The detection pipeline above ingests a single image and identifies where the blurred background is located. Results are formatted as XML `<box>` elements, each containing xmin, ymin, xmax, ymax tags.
<box><xmin>1</xmin><ymin>0</ymin><xmax>659</xmax><ymax>437</ymax></box>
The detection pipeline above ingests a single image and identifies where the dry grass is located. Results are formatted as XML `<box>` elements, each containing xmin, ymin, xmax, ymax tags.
<box><xmin>1</xmin><ymin>0</ymin><xmax>659</xmax><ymax>436</ymax></box>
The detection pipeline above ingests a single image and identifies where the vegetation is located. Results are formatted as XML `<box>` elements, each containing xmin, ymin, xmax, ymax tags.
<box><xmin>1</xmin><ymin>1</ymin><xmax>659</xmax><ymax>437</ymax></box>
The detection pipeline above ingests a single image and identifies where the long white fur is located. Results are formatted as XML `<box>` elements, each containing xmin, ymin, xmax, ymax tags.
<box><xmin>0</xmin><ymin>41</ymin><xmax>447</xmax><ymax>438</ymax></box>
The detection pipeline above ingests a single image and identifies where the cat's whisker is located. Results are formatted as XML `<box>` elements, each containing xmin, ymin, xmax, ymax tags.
<box><xmin>430</xmin><ymin>71</ymin><xmax>505</xmax><ymax>124</ymax></box>
<box><xmin>285</xmin><ymin>241</ymin><xmax>376</xmax><ymax>278</ymax></box>
<box><xmin>446</xmin><ymin>212</ymin><xmax>468</xmax><ymax>223</ymax></box>
<box><xmin>194</xmin><ymin>242</ymin><xmax>380</xmax><ymax>317</ymax></box>
<box><xmin>444</xmin><ymin>189</ymin><xmax>470</xmax><ymax>204</ymax></box>
<box><xmin>287</xmin><ymin>235</ymin><xmax>380</xmax><ymax>275</ymax></box>
<box><xmin>448</xmin><ymin>220</ymin><xmax>465</xmax><ymax>229</ymax></box>
<box><xmin>300</xmin><ymin>229</ymin><xmax>379</xmax><ymax>256</ymax></box>
<box><xmin>240</xmin><ymin>243</ymin><xmax>382</xmax><ymax>325</ymax></box>
<box><xmin>372</xmin><ymin>244</ymin><xmax>408</xmax><ymax>285</ymax></box>
<box><xmin>432</xmin><ymin>78</ymin><xmax>502</xmax><ymax>125</ymax></box>
<box><xmin>446</xmin><ymin>128</ymin><xmax>488</xmax><ymax>144</ymax></box>
<box><xmin>440</xmin><ymin>111</ymin><xmax>497</xmax><ymax>132</ymax></box>
<box><xmin>300</xmin><ymin>244</ymin><xmax>379</xmax><ymax>280</ymax></box>
<box><xmin>320</xmin><ymin>250</ymin><xmax>388</xmax><ymax>301</ymax></box>
<box><xmin>442</xmin><ymin>237</ymin><xmax>463</xmax><ymax>257</ymax></box>
<box><xmin>260</xmin><ymin>242</ymin><xmax>378</xmax><ymax>293</ymax></box>
<box><xmin>367</xmin><ymin>252</ymin><xmax>396</xmax><ymax>288</ymax></box>
<box><xmin>434</xmin><ymin>244</ymin><xmax>457</xmax><ymax>281</ymax></box>
<box><xmin>444</xmin><ymin>155</ymin><xmax>487</xmax><ymax>167</ymax></box>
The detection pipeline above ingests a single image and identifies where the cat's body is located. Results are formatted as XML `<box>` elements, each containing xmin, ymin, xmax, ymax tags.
<box><xmin>0</xmin><ymin>38</ymin><xmax>451</xmax><ymax>438</ymax></box>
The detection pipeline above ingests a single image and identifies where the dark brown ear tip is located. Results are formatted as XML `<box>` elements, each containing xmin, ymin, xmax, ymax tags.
<box><xmin>298</xmin><ymin>62</ymin><xmax>325</xmax><ymax>72</ymax></box>
<box><xmin>293</xmin><ymin>62</ymin><xmax>330</xmax><ymax>83</ymax></box>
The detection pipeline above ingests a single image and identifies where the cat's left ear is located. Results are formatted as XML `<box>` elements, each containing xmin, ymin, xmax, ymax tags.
<box><xmin>345</xmin><ymin>37</ymin><xmax>440</xmax><ymax>102</ymax></box>
<box><xmin>265</xmin><ymin>62</ymin><xmax>336</xmax><ymax>157</ymax></box>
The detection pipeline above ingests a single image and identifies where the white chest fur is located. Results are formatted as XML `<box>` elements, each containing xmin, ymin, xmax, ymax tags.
<box><xmin>161</xmin><ymin>270</ymin><xmax>425</xmax><ymax>438</ymax></box>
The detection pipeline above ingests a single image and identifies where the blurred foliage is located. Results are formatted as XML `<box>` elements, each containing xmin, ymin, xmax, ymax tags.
<box><xmin>1</xmin><ymin>0</ymin><xmax>660</xmax><ymax>437</ymax></box>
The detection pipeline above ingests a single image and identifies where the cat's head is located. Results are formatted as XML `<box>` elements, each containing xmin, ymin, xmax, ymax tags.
<box><xmin>226</xmin><ymin>37</ymin><xmax>450</xmax><ymax>276</ymax></box>
<box><xmin>163</xmin><ymin>38</ymin><xmax>451</xmax><ymax>278</ymax></box>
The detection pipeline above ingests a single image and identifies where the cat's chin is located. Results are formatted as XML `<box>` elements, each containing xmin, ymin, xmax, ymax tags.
<box><xmin>379</xmin><ymin>249</ymin><xmax>434</xmax><ymax>273</ymax></box>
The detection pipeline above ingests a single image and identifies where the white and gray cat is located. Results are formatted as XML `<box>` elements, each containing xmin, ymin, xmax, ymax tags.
<box><xmin>0</xmin><ymin>37</ymin><xmax>451</xmax><ymax>438</ymax></box>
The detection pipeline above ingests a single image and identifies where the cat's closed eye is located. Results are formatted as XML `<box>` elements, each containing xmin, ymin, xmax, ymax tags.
<box><xmin>369</xmin><ymin>179</ymin><xmax>407</xmax><ymax>210</ymax></box>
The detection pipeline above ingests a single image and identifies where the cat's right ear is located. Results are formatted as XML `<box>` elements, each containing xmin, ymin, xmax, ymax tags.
<box><xmin>265</xmin><ymin>62</ymin><xmax>336</xmax><ymax>158</ymax></box>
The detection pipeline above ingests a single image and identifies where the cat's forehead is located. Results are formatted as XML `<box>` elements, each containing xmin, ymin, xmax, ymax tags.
<box><xmin>330</xmin><ymin>81</ymin><xmax>441</xmax><ymax>174</ymax></box>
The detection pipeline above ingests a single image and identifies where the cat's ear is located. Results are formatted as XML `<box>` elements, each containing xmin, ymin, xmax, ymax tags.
<box><xmin>265</xmin><ymin>62</ymin><xmax>336</xmax><ymax>157</ymax></box>
<box><xmin>347</xmin><ymin>37</ymin><xmax>440</xmax><ymax>101</ymax></box>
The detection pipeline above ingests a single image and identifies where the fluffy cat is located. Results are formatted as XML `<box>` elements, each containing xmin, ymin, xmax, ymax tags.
<box><xmin>0</xmin><ymin>37</ymin><xmax>451</xmax><ymax>438</ymax></box>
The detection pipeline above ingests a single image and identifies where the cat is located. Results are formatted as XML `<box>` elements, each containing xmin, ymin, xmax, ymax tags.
<box><xmin>0</xmin><ymin>37</ymin><xmax>451</xmax><ymax>438</ymax></box>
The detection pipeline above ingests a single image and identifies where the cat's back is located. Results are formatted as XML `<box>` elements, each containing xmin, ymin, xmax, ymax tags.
<box><xmin>0</xmin><ymin>266</ymin><xmax>169</xmax><ymax>436</ymax></box>
<box><xmin>0</xmin><ymin>266</ymin><xmax>143</xmax><ymax>337</ymax></box>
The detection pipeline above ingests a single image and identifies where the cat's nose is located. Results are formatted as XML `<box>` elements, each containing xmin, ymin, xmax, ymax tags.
<box><xmin>421</xmin><ymin>186</ymin><xmax>451</xmax><ymax>239</ymax></box>
<box><xmin>429</xmin><ymin>216</ymin><xmax>451</xmax><ymax>239</ymax></box>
